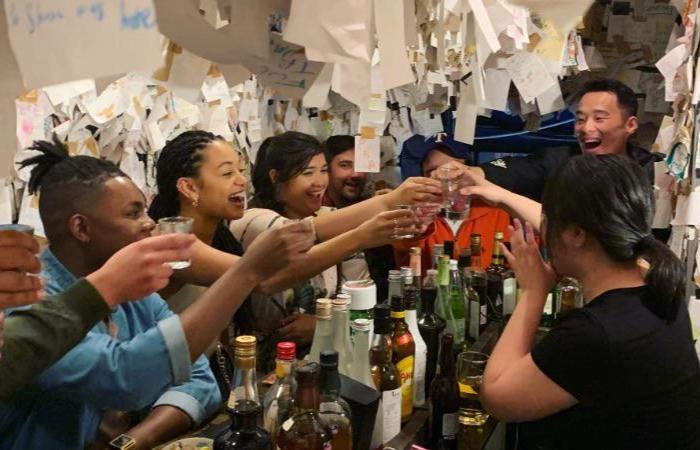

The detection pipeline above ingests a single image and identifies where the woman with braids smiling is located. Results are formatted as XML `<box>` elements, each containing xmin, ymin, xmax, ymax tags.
<box><xmin>148</xmin><ymin>130</ymin><xmax>441</xmax><ymax>367</ymax></box>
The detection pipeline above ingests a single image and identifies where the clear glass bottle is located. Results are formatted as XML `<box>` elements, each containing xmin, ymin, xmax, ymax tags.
<box><xmin>387</xmin><ymin>269</ymin><xmax>403</xmax><ymax>304</ymax></box>
<box><xmin>390</xmin><ymin>295</ymin><xmax>415</xmax><ymax>423</ymax></box>
<box><xmin>331</xmin><ymin>297</ymin><xmax>354</xmax><ymax>377</ymax></box>
<box><xmin>308</xmin><ymin>298</ymin><xmax>333</xmax><ymax>364</ymax></box>
<box><xmin>470</xmin><ymin>234</ymin><xmax>489</xmax><ymax>333</ymax></box>
<box><xmin>349</xmin><ymin>318</ymin><xmax>375</xmax><ymax>388</ymax></box>
<box><xmin>370</xmin><ymin>304</ymin><xmax>402</xmax><ymax>448</ymax></box>
<box><xmin>428</xmin><ymin>333</ymin><xmax>460</xmax><ymax>450</ymax></box>
<box><xmin>404</xmin><ymin>286</ymin><xmax>428</xmax><ymax>408</ymax></box>
<box><xmin>262</xmin><ymin>342</ymin><xmax>297</xmax><ymax>447</ymax></box>
<box><xmin>418</xmin><ymin>269</ymin><xmax>446</xmax><ymax>397</ymax></box>
<box><xmin>214</xmin><ymin>335</ymin><xmax>271</xmax><ymax>450</ymax></box>
<box><xmin>319</xmin><ymin>351</ymin><xmax>353</xmax><ymax>450</ymax></box>
<box><xmin>277</xmin><ymin>363</ymin><xmax>333</xmax><ymax>450</ymax></box>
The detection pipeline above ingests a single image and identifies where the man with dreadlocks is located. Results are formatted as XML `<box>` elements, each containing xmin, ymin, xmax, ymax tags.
<box><xmin>0</xmin><ymin>229</ymin><xmax>196</xmax><ymax>400</ymax></box>
<box><xmin>0</xmin><ymin>138</ymin><xmax>314</xmax><ymax>450</ymax></box>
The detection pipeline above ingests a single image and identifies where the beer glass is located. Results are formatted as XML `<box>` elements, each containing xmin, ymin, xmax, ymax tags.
<box><xmin>457</xmin><ymin>351</ymin><xmax>489</xmax><ymax>426</ymax></box>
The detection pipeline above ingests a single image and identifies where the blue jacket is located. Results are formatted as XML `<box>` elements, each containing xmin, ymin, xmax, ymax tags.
<box><xmin>0</xmin><ymin>248</ymin><xmax>221</xmax><ymax>450</ymax></box>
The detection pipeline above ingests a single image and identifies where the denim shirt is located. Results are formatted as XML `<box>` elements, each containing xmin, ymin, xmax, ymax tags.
<box><xmin>0</xmin><ymin>248</ymin><xmax>221</xmax><ymax>450</ymax></box>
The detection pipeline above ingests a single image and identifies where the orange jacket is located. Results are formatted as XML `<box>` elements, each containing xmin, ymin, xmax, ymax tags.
<box><xmin>393</xmin><ymin>201</ymin><xmax>511</xmax><ymax>273</ymax></box>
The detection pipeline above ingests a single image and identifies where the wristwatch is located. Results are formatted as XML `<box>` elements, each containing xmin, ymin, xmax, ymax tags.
<box><xmin>108</xmin><ymin>434</ymin><xmax>136</xmax><ymax>450</ymax></box>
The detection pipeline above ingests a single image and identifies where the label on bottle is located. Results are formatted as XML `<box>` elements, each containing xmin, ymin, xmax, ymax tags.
<box><xmin>281</xmin><ymin>417</ymin><xmax>294</xmax><ymax>432</ymax></box>
<box><xmin>469</xmin><ymin>300</ymin><xmax>480</xmax><ymax>339</ymax></box>
<box><xmin>503</xmin><ymin>277</ymin><xmax>517</xmax><ymax>316</ymax></box>
<box><xmin>480</xmin><ymin>303</ymin><xmax>487</xmax><ymax>326</ymax></box>
<box><xmin>442</xmin><ymin>412</ymin><xmax>459</xmax><ymax>439</ymax></box>
<box><xmin>413</xmin><ymin>347</ymin><xmax>427</xmax><ymax>406</ymax></box>
<box><xmin>382</xmin><ymin>388</ymin><xmax>402</xmax><ymax>442</ymax></box>
<box><xmin>396</xmin><ymin>356</ymin><xmax>415</xmax><ymax>417</ymax></box>
<box><xmin>544</xmin><ymin>293</ymin><xmax>553</xmax><ymax>315</ymax></box>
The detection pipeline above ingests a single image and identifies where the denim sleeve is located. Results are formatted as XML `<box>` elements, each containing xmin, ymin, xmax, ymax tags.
<box><xmin>152</xmin><ymin>354</ymin><xmax>222</xmax><ymax>424</ymax></box>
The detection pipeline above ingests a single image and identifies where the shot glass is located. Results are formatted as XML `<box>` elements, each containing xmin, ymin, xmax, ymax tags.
<box><xmin>392</xmin><ymin>204</ymin><xmax>417</xmax><ymax>240</ymax></box>
<box><xmin>157</xmin><ymin>217</ymin><xmax>194</xmax><ymax>269</ymax></box>
<box><xmin>437</xmin><ymin>167</ymin><xmax>471</xmax><ymax>220</ymax></box>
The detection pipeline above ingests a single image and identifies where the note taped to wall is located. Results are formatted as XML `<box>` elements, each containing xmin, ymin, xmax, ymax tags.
<box><xmin>5</xmin><ymin>0</ymin><xmax>163</xmax><ymax>88</ymax></box>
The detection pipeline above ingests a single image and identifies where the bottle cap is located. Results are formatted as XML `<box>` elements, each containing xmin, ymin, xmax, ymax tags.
<box><xmin>439</xmin><ymin>254</ymin><xmax>450</xmax><ymax>262</ymax></box>
<box><xmin>276</xmin><ymin>341</ymin><xmax>296</xmax><ymax>361</ymax></box>
<box><xmin>390</xmin><ymin>295</ymin><xmax>404</xmax><ymax>311</ymax></box>
<box><xmin>351</xmin><ymin>318</ymin><xmax>371</xmax><ymax>332</ymax></box>
<box><xmin>495</xmin><ymin>231</ymin><xmax>504</xmax><ymax>240</ymax></box>
<box><xmin>388</xmin><ymin>269</ymin><xmax>402</xmax><ymax>281</ymax></box>
<box><xmin>332</xmin><ymin>296</ymin><xmax>349</xmax><ymax>311</ymax></box>
<box><xmin>316</xmin><ymin>298</ymin><xmax>332</xmax><ymax>320</ymax></box>
<box><xmin>320</xmin><ymin>350</ymin><xmax>339</xmax><ymax>367</ymax></box>
<box><xmin>433</xmin><ymin>243</ymin><xmax>444</xmax><ymax>252</ymax></box>
<box><xmin>426</xmin><ymin>269</ymin><xmax>438</xmax><ymax>276</ymax></box>
<box><xmin>401</xmin><ymin>266</ymin><xmax>413</xmax><ymax>283</ymax></box>
<box><xmin>443</xmin><ymin>240</ymin><xmax>454</xmax><ymax>257</ymax></box>
<box><xmin>449</xmin><ymin>259</ymin><xmax>458</xmax><ymax>270</ymax></box>
<box><xmin>296</xmin><ymin>362</ymin><xmax>319</xmax><ymax>385</ymax></box>
<box><xmin>234</xmin><ymin>335</ymin><xmax>256</xmax><ymax>358</ymax></box>
<box><xmin>374</xmin><ymin>304</ymin><xmax>392</xmax><ymax>334</ymax></box>
<box><xmin>403</xmin><ymin>286</ymin><xmax>417</xmax><ymax>310</ymax></box>
<box><xmin>343</xmin><ymin>279</ymin><xmax>377</xmax><ymax>311</ymax></box>
<box><xmin>410</xmin><ymin>247</ymin><xmax>421</xmax><ymax>255</ymax></box>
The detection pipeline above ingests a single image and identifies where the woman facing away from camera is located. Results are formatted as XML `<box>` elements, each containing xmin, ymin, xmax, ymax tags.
<box><xmin>481</xmin><ymin>154</ymin><xmax>700</xmax><ymax>450</ymax></box>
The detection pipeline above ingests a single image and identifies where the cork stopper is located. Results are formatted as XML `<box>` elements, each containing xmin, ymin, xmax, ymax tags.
<box><xmin>332</xmin><ymin>296</ymin><xmax>349</xmax><ymax>311</ymax></box>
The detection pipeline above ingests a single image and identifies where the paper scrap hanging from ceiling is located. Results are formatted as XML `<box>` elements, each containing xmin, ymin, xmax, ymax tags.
<box><xmin>4</xmin><ymin>0</ymin><xmax>164</xmax><ymax>89</ymax></box>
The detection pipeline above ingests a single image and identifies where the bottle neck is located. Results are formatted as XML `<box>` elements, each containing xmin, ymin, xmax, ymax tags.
<box><xmin>229</xmin><ymin>356</ymin><xmax>259</xmax><ymax>408</ymax></box>
<box><xmin>295</xmin><ymin>383</ymin><xmax>321</xmax><ymax>412</ymax></box>
<box><xmin>471</xmin><ymin>251</ymin><xmax>483</xmax><ymax>271</ymax></box>
<box><xmin>438</xmin><ymin>341</ymin><xmax>455</xmax><ymax>379</ymax></box>
<box><xmin>370</xmin><ymin>330</ymin><xmax>392</xmax><ymax>363</ymax></box>
<box><xmin>275</xmin><ymin>358</ymin><xmax>294</xmax><ymax>380</ymax></box>
<box><xmin>352</xmin><ymin>329</ymin><xmax>371</xmax><ymax>357</ymax></box>
<box><xmin>315</xmin><ymin>317</ymin><xmax>333</xmax><ymax>336</ymax></box>
<box><xmin>229</xmin><ymin>401</ymin><xmax>260</xmax><ymax>430</ymax></box>
<box><xmin>388</xmin><ymin>279</ymin><xmax>403</xmax><ymax>299</ymax></box>
<box><xmin>320</xmin><ymin>365</ymin><xmax>341</xmax><ymax>400</ymax></box>
<box><xmin>422</xmin><ymin>288</ymin><xmax>436</xmax><ymax>314</ymax></box>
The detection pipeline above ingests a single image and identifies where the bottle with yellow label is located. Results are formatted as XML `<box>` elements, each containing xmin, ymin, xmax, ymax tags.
<box><xmin>390</xmin><ymin>295</ymin><xmax>415</xmax><ymax>423</ymax></box>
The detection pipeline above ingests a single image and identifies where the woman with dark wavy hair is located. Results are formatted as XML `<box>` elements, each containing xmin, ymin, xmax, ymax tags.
<box><xmin>481</xmin><ymin>155</ymin><xmax>700</xmax><ymax>450</ymax></box>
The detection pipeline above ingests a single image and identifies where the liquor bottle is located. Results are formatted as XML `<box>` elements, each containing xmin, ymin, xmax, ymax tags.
<box><xmin>277</xmin><ymin>363</ymin><xmax>333</xmax><ymax>450</ymax></box>
<box><xmin>349</xmin><ymin>318</ymin><xmax>375</xmax><ymax>388</ymax></box>
<box><xmin>214</xmin><ymin>336</ymin><xmax>271</xmax><ymax>450</ymax></box>
<box><xmin>331</xmin><ymin>296</ymin><xmax>354</xmax><ymax>377</ymax></box>
<box><xmin>428</xmin><ymin>333</ymin><xmax>460</xmax><ymax>450</ymax></box>
<box><xmin>262</xmin><ymin>342</ymin><xmax>297</xmax><ymax>447</ymax></box>
<box><xmin>370</xmin><ymin>304</ymin><xmax>402</xmax><ymax>448</ymax></box>
<box><xmin>469</xmin><ymin>234</ymin><xmax>489</xmax><ymax>332</ymax></box>
<box><xmin>308</xmin><ymin>299</ymin><xmax>333</xmax><ymax>364</ymax></box>
<box><xmin>458</xmin><ymin>249</ymin><xmax>480</xmax><ymax>345</ymax></box>
<box><xmin>404</xmin><ymin>286</ymin><xmax>428</xmax><ymax>408</ymax></box>
<box><xmin>447</xmin><ymin>259</ymin><xmax>467</xmax><ymax>344</ymax></box>
<box><xmin>344</xmin><ymin>279</ymin><xmax>377</xmax><ymax>337</ymax></box>
<box><xmin>390</xmin><ymin>295</ymin><xmax>416</xmax><ymax>423</ymax></box>
<box><xmin>387</xmin><ymin>269</ymin><xmax>403</xmax><ymax>303</ymax></box>
<box><xmin>443</xmin><ymin>240</ymin><xmax>455</xmax><ymax>260</ymax></box>
<box><xmin>418</xmin><ymin>269</ymin><xmax>446</xmax><ymax>395</ymax></box>
<box><xmin>435</xmin><ymin>256</ymin><xmax>463</xmax><ymax>344</ymax></box>
<box><xmin>432</xmin><ymin>243</ymin><xmax>444</xmax><ymax>270</ymax></box>
<box><xmin>557</xmin><ymin>277</ymin><xmax>581</xmax><ymax>317</ymax></box>
<box><xmin>319</xmin><ymin>351</ymin><xmax>353</xmax><ymax>450</ymax></box>
<box><xmin>486</xmin><ymin>231</ymin><xmax>507</xmax><ymax>318</ymax></box>
<box><xmin>409</xmin><ymin>247</ymin><xmax>423</xmax><ymax>314</ymax></box>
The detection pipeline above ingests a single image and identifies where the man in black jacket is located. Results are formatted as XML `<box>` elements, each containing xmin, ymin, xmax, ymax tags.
<box><xmin>469</xmin><ymin>79</ymin><xmax>662</xmax><ymax>201</ymax></box>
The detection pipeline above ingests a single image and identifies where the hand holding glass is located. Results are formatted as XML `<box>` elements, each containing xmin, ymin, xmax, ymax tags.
<box><xmin>437</xmin><ymin>167</ymin><xmax>471</xmax><ymax>220</ymax></box>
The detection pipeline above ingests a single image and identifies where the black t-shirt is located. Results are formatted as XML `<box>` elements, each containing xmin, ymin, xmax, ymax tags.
<box><xmin>522</xmin><ymin>286</ymin><xmax>700</xmax><ymax>450</ymax></box>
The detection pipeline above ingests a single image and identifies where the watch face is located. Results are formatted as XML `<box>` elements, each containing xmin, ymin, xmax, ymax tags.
<box><xmin>110</xmin><ymin>434</ymin><xmax>135</xmax><ymax>449</ymax></box>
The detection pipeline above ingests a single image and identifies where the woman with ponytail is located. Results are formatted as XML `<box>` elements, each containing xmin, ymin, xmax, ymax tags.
<box><xmin>480</xmin><ymin>155</ymin><xmax>700</xmax><ymax>450</ymax></box>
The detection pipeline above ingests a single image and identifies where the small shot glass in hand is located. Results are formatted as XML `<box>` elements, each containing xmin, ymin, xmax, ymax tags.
<box><xmin>392</xmin><ymin>204</ymin><xmax>417</xmax><ymax>240</ymax></box>
<box><xmin>157</xmin><ymin>217</ymin><xmax>194</xmax><ymax>269</ymax></box>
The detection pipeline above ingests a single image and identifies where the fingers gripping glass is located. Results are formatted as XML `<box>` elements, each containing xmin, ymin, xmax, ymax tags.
<box><xmin>392</xmin><ymin>205</ymin><xmax>417</xmax><ymax>239</ymax></box>
<box><xmin>156</xmin><ymin>217</ymin><xmax>194</xmax><ymax>269</ymax></box>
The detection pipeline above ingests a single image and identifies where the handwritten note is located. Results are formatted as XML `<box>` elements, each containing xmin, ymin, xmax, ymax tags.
<box><xmin>5</xmin><ymin>0</ymin><xmax>162</xmax><ymax>88</ymax></box>
<box><xmin>503</xmin><ymin>51</ymin><xmax>556</xmax><ymax>103</ymax></box>
<box><xmin>355</xmin><ymin>135</ymin><xmax>381</xmax><ymax>173</ymax></box>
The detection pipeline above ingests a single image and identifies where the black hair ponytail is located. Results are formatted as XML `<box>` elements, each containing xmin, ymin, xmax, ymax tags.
<box><xmin>637</xmin><ymin>236</ymin><xmax>685</xmax><ymax>321</ymax></box>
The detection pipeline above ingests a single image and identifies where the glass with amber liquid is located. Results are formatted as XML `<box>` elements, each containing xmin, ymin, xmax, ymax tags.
<box><xmin>370</xmin><ymin>303</ymin><xmax>402</xmax><ymax>448</ymax></box>
<box><xmin>390</xmin><ymin>295</ymin><xmax>415</xmax><ymax>423</ymax></box>
<box><xmin>277</xmin><ymin>363</ymin><xmax>332</xmax><ymax>450</ymax></box>
<box><xmin>457</xmin><ymin>351</ymin><xmax>489</xmax><ymax>426</ymax></box>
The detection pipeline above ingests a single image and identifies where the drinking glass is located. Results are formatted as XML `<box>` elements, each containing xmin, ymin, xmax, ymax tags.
<box><xmin>437</xmin><ymin>167</ymin><xmax>470</xmax><ymax>220</ymax></box>
<box><xmin>157</xmin><ymin>217</ymin><xmax>194</xmax><ymax>269</ymax></box>
<box><xmin>392</xmin><ymin>204</ymin><xmax>417</xmax><ymax>239</ymax></box>
<box><xmin>457</xmin><ymin>351</ymin><xmax>489</xmax><ymax>426</ymax></box>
